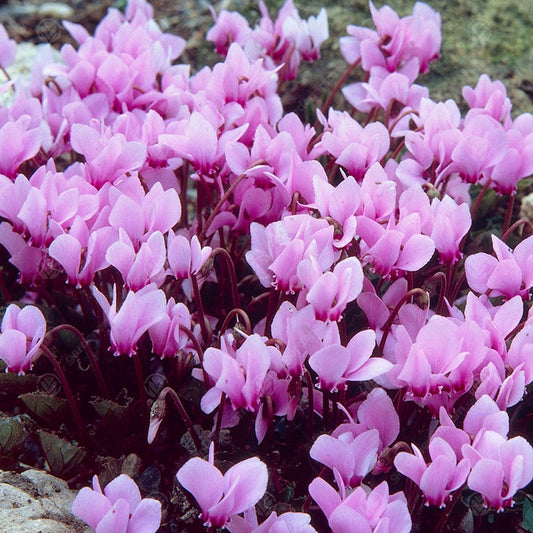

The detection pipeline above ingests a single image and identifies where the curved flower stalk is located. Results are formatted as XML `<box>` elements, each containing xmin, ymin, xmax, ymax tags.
<box><xmin>72</xmin><ymin>474</ymin><xmax>161</xmax><ymax>533</ymax></box>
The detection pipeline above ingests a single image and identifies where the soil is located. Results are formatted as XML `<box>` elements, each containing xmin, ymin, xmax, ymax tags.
<box><xmin>1</xmin><ymin>0</ymin><xmax>532</xmax><ymax>116</ymax></box>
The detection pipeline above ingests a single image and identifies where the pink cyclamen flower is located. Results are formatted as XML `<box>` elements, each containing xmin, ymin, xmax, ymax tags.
<box><xmin>200</xmin><ymin>333</ymin><xmax>273</xmax><ymax>414</ymax></box>
<box><xmin>176</xmin><ymin>443</ymin><xmax>268</xmax><ymax>528</ymax></box>
<box><xmin>0</xmin><ymin>24</ymin><xmax>17</xmax><ymax>69</ymax></box>
<box><xmin>429</xmin><ymin>195</ymin><xmax>471</xmax><ymax>264</ymax></box>
<box><xmin>91</xmin><ymin>284</ymin><xmax>167</xmax><ymax>356</ymax></box>
<box><xmin>465</xmin><ymin>234</ymin><xmax>533</xmax><ymax>299</ymax></box>
<box><xmin>394</xmin><ymin>438</ymin><xmax>470</xmax><ymax>508</ymax></box>
<box><xmin>309</xmin><ymin>477</ymin><xmax>411</xmax><ymax>533</ymax></box>
<box><xmin>0</xmin><ymin>303</ymin><xmax>46</xmax><ymax>375</ymax></box>
<box><xmin>459</xmin><ymin>397</ymin><xmax>533</xmax><ymax>511</ymax></box>
<box><xmin>298</xmin><ymin>256</ymin><xmax>364</xmax><ymax>321</ymax></box>
<box><xmin>72</xmin><ymin>474</ymin><xmax>161</xmax><ymax>533</ymax></box>
<box><xmin>310</xmin><ymin>428</ymin><xmax>380</xmax><ymax>487</ymax></box>
<box><xmin>309</xmin><ymin>329</ymin><xmax>391</xmax><ymax>392</ymax></box>
<box><xmin>462</xmin><ymin>74</ymin><xmax>512</xmax><ymax>124</ymax></box>
<box><xmin>246</xmin><ymin>214</ymin><xmax>337</xmax><ymax>293</ymax></box>
<box><xmin>228</xmin><ymin>508</ymin><xmax>315</xmax><ymax>532</ymax></box>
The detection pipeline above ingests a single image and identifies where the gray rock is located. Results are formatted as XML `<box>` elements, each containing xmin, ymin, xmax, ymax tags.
<box><xmin>0</xmin><ymin>469</ymin><xmax>91</xmax><ymax>533</ymax></box>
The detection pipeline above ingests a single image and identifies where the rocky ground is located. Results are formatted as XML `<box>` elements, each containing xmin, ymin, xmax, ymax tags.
<box><xmin>0</xmin><ymin>0</ymin><xmax>532</xmax><ymax>115</ymax></box>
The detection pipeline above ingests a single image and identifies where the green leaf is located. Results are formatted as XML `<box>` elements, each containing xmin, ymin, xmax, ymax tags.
<box><xmin>19</xmin><ymin>392</ymin><xmax>69</xmax><ymax>427</ymax></box>
<box><xmin>0</xmin><ymin>371</ymin><xmax>39</xmax><ymax>395</ymax></box>
<box><xmin>38</xmin><ymin>430</ymin><xmax>86</xmax><ymax>478</ymax></box>
<box><xmin>0</xmin><ymin>417</ymin><xmax>25</xmax><ymax>456</ymax></box>
<box><xmin>91</xmin><ymin>398</ymin><xmax>128</xmax><ymax>428</ymax></box>
<box><xmin>523</xmin><ymin>496</ymin><xmax>533</xmax><ymax>532</ymax></box>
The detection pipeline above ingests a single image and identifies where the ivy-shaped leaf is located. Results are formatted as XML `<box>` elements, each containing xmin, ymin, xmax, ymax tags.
<box><xmin>91</xmin><ymin>398</ymin><xmax>128</xmax><ymax>428</ymax></box>
<box><xmin>0</xmin><ymin>417</ymin><xmax>24</xmax><ymax>456</ymax></box>
<box><xmin>19</xmin><ymin>392</ymin><xmax>69</xmax><ymax>427</ymax></box>
<box><xmin>523</xmin><ymin>496</ymin><xmax>533</xmax><ymax>533</ymax></box>
<box><xmin>0</xmin><ymin>371</ymin><xmax>39</xmax><ymax>396</ymax></box>
<box><xmin>38</xmin><ymin>430</ymin><xmax>86</xmax><ymax>478</ymax></box>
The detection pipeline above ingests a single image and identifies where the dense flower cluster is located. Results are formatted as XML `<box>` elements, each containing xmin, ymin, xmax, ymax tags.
<box><xmin>0</xmin><ymin>0</ymin><xmax>532</xmax><ymax>531</ymax></box>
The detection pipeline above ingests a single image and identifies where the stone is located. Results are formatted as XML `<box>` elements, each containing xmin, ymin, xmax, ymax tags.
<box><xmin>520</xmin><ymin>192</ymin><xmax>533</xmax><ymax>224</ymax></box>
<box><xmin>0</xmin><ymin>469</ymin><xmax>91</xmax><ymax>533</ymax></box>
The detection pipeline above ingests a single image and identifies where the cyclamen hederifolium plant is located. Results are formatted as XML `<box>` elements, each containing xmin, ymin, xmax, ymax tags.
<box><xmin>0</xmin><ymin>0</ymin><xmax>532</xmax><ymax>531</ymax></box>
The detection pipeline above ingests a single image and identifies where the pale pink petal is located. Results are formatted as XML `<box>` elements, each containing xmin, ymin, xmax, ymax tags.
<box><xmin>72</xmin><ymin>487</ymin><xmax>112</xmax><ymax>529</ymax></box>
<box><xmin>128</xmin><ymin>498</ymin><xmax>162</xmax><ymax>533</ymax></box>
<box><xmin>176</xmin><ymin>457</ymin><xmax>224</xmax><ymax>513</ymax></box>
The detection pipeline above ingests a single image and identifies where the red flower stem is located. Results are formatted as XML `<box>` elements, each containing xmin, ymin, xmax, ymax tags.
<box><xmin>177</xmin><ymin>163</ymin><xmax>190</xmax><ymax>229</ymax></box>
<box><xmin>211</xmin><ymin>247</ymin><xmax>240</xmax><ymax>309</ymax></box>
<box><xmin>302</xmin><ymin>466</ymin><xmax>329</xmax><ymax>513</ymax></box>
<box><xmin>501</xmin><ymin>218</ymin><xmax>533</xmax><ymax>242</ymax></box>
<box><xmin>432</xmin><ymin>271</ymin><xmax>447</xmax><ymax>315</ymax></box>
<box><xmin>220</xmin><ymin>308</ymin><xmax>252</xmax><ymax>336</ymax></box>
<box><xmin>505</xmin><ymin>319</ymin><xmax>527</xmax><ymax>341</ymax></box>
<box><xmin>331</xmin><ymin>391</ymin><xmax>339</xmax><ymax>428</ymax></box>
<box><xmin>179</xmin><ymin>324</ymin><xmax>209</xmax><ymax>386</ymax></box>
<box><xmin>199</xmin><ymin>172</ymin><xmax>248</xmax><ymax>243</ymax></box>
<box><xmin>469</xmin><ymin>178</ymin><xmax>492</xmax><ymax>221</ymax></box>
<box><xmin>0</xmin><ymin>266</ymin><xmax>10</xmax><ymax>303</ymax></box>
<box><xmin>305</xmin><ymin>370</ymin><xmax>315</xmax><ymax>439</ymax></box>
<box><xmin>133</xmin><ymin>353</ymin><xmax>148</xmax><ymax>416</ymax></box>
<box><xmin>47</xmin><ymin>324</ymin><xmax>110</xmax><ymax>398</ymax></box>
<box><xmin>265</xmin><ymin>337</ymin><xmax>286</xmax><ymax>351</ymax></box>
<box><xmin>388</xmin><ymin>108</ymin><xmax>419</xmax><ymax>133</ymax></box>
<box><xmin>159</xmin><ymin>387</ymin><xmax>202</xmax><ymax>453</ymax></box>
<box><xmin>448</xmin><ymin>271</ymin><xmax>466</xmax><ymax>304</ymax></box>
<box><xmin>322</xmin><ymin>389</ymin><xmax>329</xmax><ymax>431</ymax></box>
<box><xmin>327</xmin><ymin>162</ymin><xmax>339</xmax><ymax>182</ymax></box>
<box><xmin>389</xmin><ymin>138</ymin><xmax>406</xmax><ymax>161</ymax></box>
<box><xmin>74</xmin><ymin>289</ymin><xmax>96</xmax><ymax>330</ymax></box>
<box><xmin>1</xmin><ymin>66</ymin><xmax>11</xmax><ymax>82</ymax></box>
<box><xmin>190</xmin><ymin>273</ymin><xmax>211</xmax><ymax>344</ymax></box>
<box><xmin>213</xmin><ymin>392</ymin><xmax>226</xmax><ymax>446</ymax></box>
<box><xmin>364</xmin><ymin>106</ymin><xmax>380</xmax><ymax>126</ymax></box>
<box><xmin>445</xmin><ymin>262</ymin><xmax>457</xmax><ymax>302</ymax></box>
<box><xmin>264</xmin><ymin>289</ymin><xmax>280</xmax><ymax>337</ymax></box>
<box><xmin>260</xmin><ymin>395</ymin><xmax>274</xmax><ymax>449</ymax></box>
<box><xmin>39</xmin><ymin>345</ymin><xmax>85</xmax><ymax>440</ymax></box>
<box><xmin>502</xmin><ymin>193</ymin><xmax>516</xmax><ymax>235</ymax></box>
<box><xmin>316</xmin><ymin>59</ymin><xmax>361</xmax><ymax>125</ymax></box>
<box><xmin>432</xmin><ymin>484</ymin><xmax>466</xmax><ymax>533</ymax></box>
<box><xmin>378</xmin><ymin>288</ymin><xmax>427</xmax><ymax>354</ymax></box>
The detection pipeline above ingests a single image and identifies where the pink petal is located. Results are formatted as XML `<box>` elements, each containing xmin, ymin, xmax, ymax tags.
<box><xmin>72</xmin><ymin>487</ymin><xmax>112</xmax><ymax>529</ymax></box>
<box><xmin>95</xmin><ymin>498</ymin><xmax>129</xmax><ymax>533</ymax></box>
<box><xmin>176</xmin><ymin>457</ymin><xmax>224</xmax><ymax>514</ymax></box>
<box><xmin>104</xmin><ymin>475</ymin><xmax>141</xmax><ymax>510</ymax></box>
<box><xmin>467</xmin><ymin>459</ymin><xmax>504</xmax><ymax>509</ymax></box>
<box><xmin>357</xmin><ymin>388</ymin><xmax>399</xmax><ymax>448</ymax></box>
<box><xmin>128</xmin><ymin>498</ymin><xmax>162</xmax><ymax>533</ymax></box>
<box><xmin>308</xmin><ymin>478</ymin><xmax>341</xmax><ymax>520</ymax></box>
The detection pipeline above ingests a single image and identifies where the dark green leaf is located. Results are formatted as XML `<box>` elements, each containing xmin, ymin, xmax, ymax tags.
<box><xmin>0</xmin><ymin>417</ymin><xmax>24</xmax><ymax>455</ymax></box>
<box><xmin>523</xmin><ymin>496</ymin><xmax>533</xmax><ymax>532</ymax></box>
<box><xmin>19</xmin><ymin>392</ymin><xmax>69</xmax><ymax>427</ymax></box>
<box><xmin>91</xmin><ymin>398</ymin><xmax>128</xmax><ymax>428</ymax></box>
<box><xmin>38</xmin><ymin>430</ymin><xmax>86</xmax><ymax>477</ymax></box>
<box><xmin>0</xmin><ymin>372</ymin><xmax>39</xmax><ymax>395</ymax></box>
